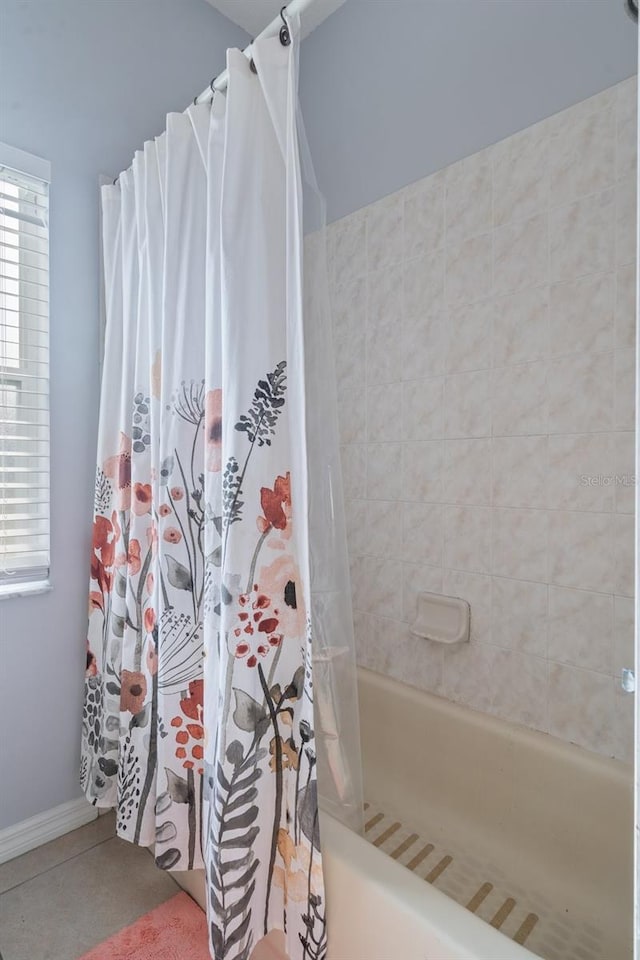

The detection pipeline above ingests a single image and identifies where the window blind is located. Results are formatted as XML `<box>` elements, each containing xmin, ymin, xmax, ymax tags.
<box><xmin>0</xmin><ymin>159</ymin><xmax>50</xmax><ymax>587</ymax></box>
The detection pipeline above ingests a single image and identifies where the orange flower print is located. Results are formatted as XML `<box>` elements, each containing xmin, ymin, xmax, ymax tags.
<box><xmin>170</xmin><ymin>487</ymin><xmax>184</xmax><ymax>501</ymax></box>
<box><xmin>159</xmin><ymin>504</ymin><xmax>171</xmax><ymax>517</ymax></box>
<box><xmin>146</xmin><ymin>639</ymin><xmax>158</xmax><ymax>676</ymax></box>
<box><xmin>163</xmin><ymin>527</ymin><xmax>182</xmax><ymax>544</ymax></box>
<box><xmin>102</xmin><ymin>432</ymin><xmax>132</xmax><ymax>511</ymax></box>
<box><xmin>258</xmin><ymin>473</ymin><xmax>291</xmax><ymax>533</ymax></box>
<box><xmin>273</xmin><ymin>829</ymin><xmax>323</xmax><ymax>905</ymax></box>
<box><xmin>146</xmin><ymin>523</ymin><xmax>158</xmax><ymax>552</ymax></box>
<box><xmin>132</xmin><ymin>482</ymin><xmax>152</xmax><ymax>516</ymax></box>
<box><xmin>143</xmin><ymin>607</ymin><xmax>156</xmax><ymax>633</ymax></box>
<box><xmin>128</xmin><ymin>539</ymin><xmax>142</xmax><ymax>575</ymax></box>
<box><xmin>269</xmin><ymin>735</ymin><xmax>299</xmax><ymax>772</ymax></box>
<box><xmin>205</xmin><ymin>389</ymin><xmax>222</xmax><ymax>473</ymax></box>
<box><xmin>120</xmin><ymin>670</ymin><xmax>147</xmax><ymax>714</ymax></box>
<box><xmin>170</xmin><ymin>679</ymin><xmax>204</xmax><ymax>774</ymax></box>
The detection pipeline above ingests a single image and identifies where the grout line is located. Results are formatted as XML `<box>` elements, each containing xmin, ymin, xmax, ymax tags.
<box><xmin>0</xmin><ymin>833</ymin><xmax>116</xmax><ymax>897</ymax></box>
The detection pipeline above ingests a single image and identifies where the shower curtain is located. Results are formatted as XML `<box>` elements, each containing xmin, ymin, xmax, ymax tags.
<box><xmin>81</xmin><ymin>18</ymin><xmax>361</xmax><ymax>960</ymax></box>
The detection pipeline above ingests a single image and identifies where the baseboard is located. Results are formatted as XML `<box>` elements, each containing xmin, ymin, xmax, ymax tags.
<box><xmin>0</xmin><ymin>797</ymin><xmax>98</xmax><ymax>865</ymax></box>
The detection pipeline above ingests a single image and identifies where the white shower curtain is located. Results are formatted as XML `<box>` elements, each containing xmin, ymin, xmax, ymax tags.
<box><xmin>81</xmin><ymin>19</ymin><xmax>361</xmax><ymax>960</ymax></box>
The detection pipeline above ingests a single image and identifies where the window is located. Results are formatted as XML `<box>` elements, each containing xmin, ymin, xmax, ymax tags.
<box><xmin>0</xmin><ymin>143</ymin><xmax>50</xmax><ymax>594</ymax></box>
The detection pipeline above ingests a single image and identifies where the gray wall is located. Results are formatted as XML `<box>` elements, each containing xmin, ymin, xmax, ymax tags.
<box><xmin>0</xmin><ymin>0</ymin><xmax>248</xmax><ymax>830</ymax></box>
<box><xmin>299</xmin><ymin>0</ymin><xmax>638</xmax><ymax>223</ymax></box>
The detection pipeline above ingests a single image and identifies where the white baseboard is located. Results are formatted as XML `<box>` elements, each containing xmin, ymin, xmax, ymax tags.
<box><xmin>0</xmin><ymin>797</ymin><xmax>98</xmax><ymax>865</ymax></box>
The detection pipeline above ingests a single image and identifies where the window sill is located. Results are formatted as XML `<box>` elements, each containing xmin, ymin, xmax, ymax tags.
<box><xmin>0</xmin><ymin>580</ymin><xmax>52</xmax><ymax>600</ymax></box>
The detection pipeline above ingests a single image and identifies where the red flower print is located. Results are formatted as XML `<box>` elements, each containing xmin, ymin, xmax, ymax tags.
<box><xmin>146</xmin><ymin>572</ymin><xmax>154</xmax><ymax>594</ymax></box>
<box><xmin>205</xmin><ymin>389</ymin><xmax>223</xmax><ymax>473</ymax></box>
<box><xmin>132</xmin><ymin>482</ymin><xmax>152</xmax><ymax>516</ymax></box>
<box><xmin>231</xmin><ymin>586</ymin><xmax>283</xmax><ymax>667</ymax></box>
<box><xmin>170</xmin><ymin>487</ymin><xmax>184</xmax><ymax>501</ymax></box>
<box><xmin>159</xmin><ymin>504</ymin><xmax>171</xmax><ymax>517</ymax></box>
<box><xmin>89</xmin><ymin>591</ymin><xmax>103</xmax><ymax>614</ymax></box>
<box><xmin>180</xmin><ymin>679</ymin><xmax>204</xmax><ymax>721</ymax></box>
<box><xmin>143</xmin><ymin>607</ymin><xmax>156</xmax><ymax>634</ymax></box>
<box><xmin>163</xmin><ymin>527</ymin><xmax>182</xmax><ymax>544</ymax></box>
<box><xmin>102</xmin><ymin>432</ymin><xmax>132</xmax><ymax>511</ymax></box>
<box><xmin>258</xmin><ymin>473</ymin><xmax>291</xmax><ymax>532</ymax></box>
<box><xmin>92</xmin><ymin>515</ymin><xmax>115</xmax><ymax>568</ymax></box>
<box><xmin>86</xmin><ymin>641</ymin><xmax>97</xmax><ymax>677</ymax></box>
<box><xmin>128</xmin><ymin>539</ymin><xmax>142</xmax><ymax>576</ymax></box>
<box><xmin>120</xmin><ymin>670</ymin><xmax>147</xmax><ymax>714</ymax></box>
<box><xmin>259</xmin><ymin>554</ymin><xmax>305</xmax><ymax>639</ymax></box>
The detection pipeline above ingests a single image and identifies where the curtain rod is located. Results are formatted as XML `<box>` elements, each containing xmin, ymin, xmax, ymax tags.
<box><xmin>194</xmin><ymin>0</ymin><xmax>316</xmax><ymax>104</ymax></box>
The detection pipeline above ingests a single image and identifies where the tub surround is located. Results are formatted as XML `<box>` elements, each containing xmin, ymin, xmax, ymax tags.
<box><xmin>329</xmin><ymin>76</ymin><xmax>637</xmax><ymax>762</ymax></box>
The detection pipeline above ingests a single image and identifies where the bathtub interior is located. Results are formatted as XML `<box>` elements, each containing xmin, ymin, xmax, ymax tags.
<box><xmin>357</xmin><ymin>667</ymin><xmax>634</xmax><ymax>960</ymax></box>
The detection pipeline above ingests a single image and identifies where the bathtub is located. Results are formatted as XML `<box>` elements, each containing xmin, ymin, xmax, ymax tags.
<box><xmin>173</xmin><ymin>667</ymin><xmax>633</xmax><ymax>960</ymax></box>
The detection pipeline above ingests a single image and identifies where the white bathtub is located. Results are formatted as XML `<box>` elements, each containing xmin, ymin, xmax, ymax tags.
<box><xmin>174</xmin><ymin>667</ymin><xmax>633</xmax><ymax>960</ymax></box>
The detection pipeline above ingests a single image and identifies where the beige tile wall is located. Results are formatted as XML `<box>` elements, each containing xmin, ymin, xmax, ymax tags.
<box><xmin>328</xmin><ymin>77</ymin><xmax>637</xmax><ymax>763</ymax></box>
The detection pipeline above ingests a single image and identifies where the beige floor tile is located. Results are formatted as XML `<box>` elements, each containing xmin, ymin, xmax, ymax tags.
<box><xmin>0</xmin><ymin>813</ymin><xmax>116</xmax><ymax>896</ymax></box>
<box><xmin>0</xmin><ymin>835</ymin><xmax>178</xmax><ymax>960</ymax></box>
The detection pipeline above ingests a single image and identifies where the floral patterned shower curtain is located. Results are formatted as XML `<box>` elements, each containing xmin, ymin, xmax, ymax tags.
<box><xmin>81</xmin><ymin>19</ymin><xmax>359</xmax><ymax>960</ymax></box>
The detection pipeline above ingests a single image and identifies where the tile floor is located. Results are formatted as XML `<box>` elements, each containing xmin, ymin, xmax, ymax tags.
<box><xmin>0</xmin><ymin>813</ymin><xmax>180</xmax><ymax>960</ymax></box>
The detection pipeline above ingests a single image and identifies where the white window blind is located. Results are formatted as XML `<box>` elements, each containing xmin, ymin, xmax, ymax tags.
<box><xmin>0</xmin><ymin>146</ymin><xmax>50</xmax><ymax>590</ymax></box>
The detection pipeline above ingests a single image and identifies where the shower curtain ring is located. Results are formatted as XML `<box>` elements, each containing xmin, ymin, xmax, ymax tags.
<box><xmin>279</xmin><ymin>6</ymin><xmax>291</xmax><ymax>46</ymax></box>
<box><xmin>210</xmin><ymin>76</ymin><xmax>217</xmax><ymax>96</ymax></box>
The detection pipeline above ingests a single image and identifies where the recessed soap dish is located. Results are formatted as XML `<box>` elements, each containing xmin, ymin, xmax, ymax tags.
<box><xmin>410</xmin><ymin>591</ymin><xmax>470</xmax><ymax>645</ymax></box>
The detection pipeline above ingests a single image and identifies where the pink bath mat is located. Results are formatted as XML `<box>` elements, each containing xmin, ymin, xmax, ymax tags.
<box><xmin>78</xmin><ymin>891</ymin><xmax>210</xmax><ymax>960</ymax></box>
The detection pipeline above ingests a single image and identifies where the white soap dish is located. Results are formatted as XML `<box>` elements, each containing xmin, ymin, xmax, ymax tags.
<box><xmin>410</xmin><ymin>591</ymin><xmax>470</xmax><ymax>645</ymax></box>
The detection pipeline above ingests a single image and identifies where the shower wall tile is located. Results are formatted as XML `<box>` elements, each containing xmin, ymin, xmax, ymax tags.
<box><xmin>616</xmin><ymin>175</ymin><xmax>637</xmax><ymax>267</ymax></box>
<box><xmin>444</xmin><ymin>505</ymin><xmax>492</xmax><ymax>573</ymax></box>
<box><xmin>366</xmin><ymin>193</ymin><xmax>404</xmax><ymax>272</ymax></box>
<box><xmin>402</xmin><ymin>378</ymin><xmax>444</xmax><ymax>441</ymax></box>
<box><xmin>616</xmin><ymin>77</ymin><xmax>638</xmax><ymax>181</ymax></box>
<box><xmin>366</xmin><ymin>382</ymin><xmax>402</xmax><ymax>442</ymax></box>
<box><xmin>491</xmin><ymin>577</ymin><xmax>548</xmax><ymax>657</ymax></box>
<box><xmin>492</xmin><ymin>435</ymin><xmax>547</xmax><ymax>508</ymax></box>
<box><xmin>548</xmin><ymin>586</ymin><xmax>613</xmax><ymax>674</ymax></box>
<box><xmin>547</xmin><ymin>352</ymin><xmax>614</xmax><ymax>434</ymax></box>
<box><xmin>491</xmin><ymin>360</ymin><xmax>547</xmax><ymax>436</ymax></box>
<box><xmin>492</xmin><ymin>126</ymin><xmax>549</xmax><ymax>227</ymax></box>
<box><xmin>445</xmin><ymin>233</ymin><xmax>492</xmax><ymax>306</ymax></box>
<box><xmin>614</xmin><ymin>431</ymin><xmax>635</xmax><ymax>515</ymax></box>
<box><xmin>401</xmin><ymin>313</ymin><xmax>446</xmax><ymax>380</ymax></box>
<box><xmin>445</xmin><ymin>151</ymin><xmax>493</xmax><ymax>243</ymax></box>
<box><xmin>548</xmin><ymin>102</ymin><xmax>615</xmax><ymax>206</ymax></box>
<box><xmin>548</xmin><ymin>662</ymin><xmax>615</xmax><ymax>755</ymax></box>
<box><xmin>403</xmin><ymin>171</ymin><xmax>445</xmax><ymax>260</ymax></box>
<box><xmin>615</xmin><ymin>262</ymin><xmax>637</xmax><ymax>351</ymax></box>
<box><xmin>493</xmin><ymin>213</ymin><xmax>548</xmax><ymax>296</ymax></box>
<box><xmin>549</xmin><ymin>190</ymin><xmax>615</xmax><ymax>282</ymax></box>
<box><xmin>548</xmin><ymin>273</ymin><xmax>615</xmax><ymax>358</ymax></box>
<box><xmin>329</xmin><ymin>76</ymin><xmax>636</xmax><ymax>763</ymax></box>
<box><xmin>492</xmin><ymin>507</ymin><xmax>548</xmax><ymax>581</ymax></box>
<box><xmin>444</xmin><ymin>369</ymin><xmax>491</xmax><ymax>438</ymax></box>
<box><xmin>492</xmin><ymin>286</ymin><xmax>549</xmax><ymax>366</ymax></box>
<box><xmin>548</xmin><ymin>511</ymin><xmax>615</xmax><ymax>593</ymax></box>
<box><xmin>366</xmin><ymin>442</ymin><xmax>403</xmax><ymax>500</ymax></box>
<box><xmin>443</xmin><ymin>438</ymin><xmax>492</xmax><ymax>505</ymax></box>
<box><xmin>546</xmin><ymin>433</ymin><xmax>615</xmax><ymax>513</ymax></box>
